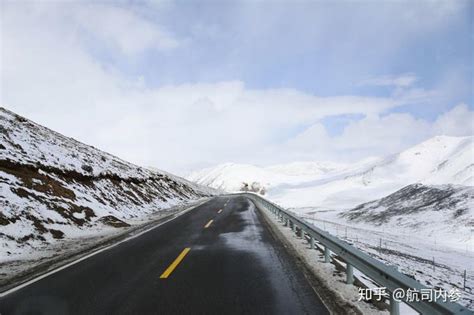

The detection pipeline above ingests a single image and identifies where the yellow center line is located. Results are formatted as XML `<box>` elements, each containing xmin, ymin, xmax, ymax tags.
<box><xmin>160</xmin><ymin>248</ymin><xmax>191</xmax><ymax>279</ymax></box>
<box><xmin>204</xmin><ymin>219</ymin><xmax>213</xmax><ymax>228</ymax></box>
<box><xmin>217</xmin><ymin>209</ymin><xmax>223</xmax><ymax>214</ymax></box>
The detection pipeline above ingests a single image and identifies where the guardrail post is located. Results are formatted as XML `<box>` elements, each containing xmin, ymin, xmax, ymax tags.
<box><xmin>324</xmin><ymin>246</ymin><xmax>330</xmax><ymax>263</ymax></box>
<box><xmin>246</xmin><ymin>193</ymin><xmax>469</xmax><ymax>314</ymax></box>
<box><xmin>389</xmin><ymin>292</ymin><xmax>400</xmax><ymax>315</ymax></box>
<box><xmin>346</xmin><ymin>263</ymin><xmax>354</xmax><ymax>284</ymax></box>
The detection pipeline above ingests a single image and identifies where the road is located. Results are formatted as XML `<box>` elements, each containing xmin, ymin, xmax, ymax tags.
<box><xmin>0</xmin><ymin>196</ymin><xmax>329</xmax><ymax>314</ymax></box>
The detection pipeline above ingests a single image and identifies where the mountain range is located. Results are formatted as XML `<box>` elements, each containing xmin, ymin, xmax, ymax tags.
<box><xmin>188</xmin><ymin>135</ymin><xmax>473</xmax><ymax>246</ymax></box>
<box><xmin>188</xmin><ymin>135</ymin><xmax>473</xmax><ymax>209</ymax></box>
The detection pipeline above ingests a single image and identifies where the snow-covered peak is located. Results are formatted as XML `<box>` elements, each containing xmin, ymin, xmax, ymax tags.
<box><xmin>188</xmin><ymin>135</ymin><xmax>473</xmax><ymax>209</ymax></box>
<box><xmin>187</xmin><ymin>163</ymin><xmax>277</xmax><ymax>192</ymax></box>
<box><xmin>187</xmin><ymin>160</ymin><xmax>348</xmax><ymax>192</ymax></box>
<box><xmin>354</xmin><ymin>135</ymin><xmax>473</xmax><ymax>187</ymax></box>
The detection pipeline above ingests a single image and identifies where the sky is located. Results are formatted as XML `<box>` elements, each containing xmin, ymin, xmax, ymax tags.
<box><xmin>1</xmin><ymin>0</ymin><xmax>473</xmax><ymax>175</ymax></box>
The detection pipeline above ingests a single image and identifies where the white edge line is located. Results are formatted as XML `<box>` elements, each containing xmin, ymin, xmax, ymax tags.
<box><xmin>0</xmin><ymin>200</ymin><xmax>209</xmax><ymax>297</ymax></box>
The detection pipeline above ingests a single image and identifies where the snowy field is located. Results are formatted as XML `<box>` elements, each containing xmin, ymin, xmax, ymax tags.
<box><xmin>297</xmin><ymin>209</ymin><xmax>474</xmax><ymax>310</ymax></box>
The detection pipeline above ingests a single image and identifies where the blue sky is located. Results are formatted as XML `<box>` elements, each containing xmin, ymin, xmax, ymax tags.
<box><xmin>105</xmin><ymin>1</ymin><xmax>472</xmax><ymax>99</ymax></box>
<box><xmin>1</xmin><ymin>0</ymin><xmax>473</xmax><ymax>174</ymax></box>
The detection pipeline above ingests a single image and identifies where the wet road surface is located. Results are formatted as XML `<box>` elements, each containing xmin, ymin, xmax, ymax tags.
<box><xmin>0</xmin><ymin>196</ymin><xmax>329</xmax><ymax>314</ymax></box>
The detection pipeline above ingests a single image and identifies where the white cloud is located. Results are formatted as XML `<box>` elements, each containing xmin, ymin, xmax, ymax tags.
<box><xmin>278</xmin><ymin>113</ymin><xmax>429</xmax><ymax>162</ymax></box>
<box><xmin>74</xmin><ymin>4</ymin><xmax>181</xmax><ymax>54</ymax></box>
<box><xmin>276</xmin><ymin>104</ymin><xmax>473</xmax><ymax>164</ymax></box>
<box><xmin>359</xmin><ymin>73</ymin><xmax>418</xmax><ymax>88</ymax></box>
<box><xmin>433</xmin><ymin>104</ymin><xmax>474</xmax><ymax>136</ymax></box>
<box><xmin>1</xmin><ymin>2</ymin><xmax>181</xmax><ymax>58</ymax></box>
<box><xmin>0</xmin><ymin>3</ymin><xmax>405</xmax><ymax>172</ymax></box>
<box><xmin>334</xmin><ymin>113</ymin><xmax>432</xmax><ymax>154</ymax></box>
<box><xmin>1</xmin><ymin>1</ymin><xmax>471</xmax><ymax>175</ymax></box>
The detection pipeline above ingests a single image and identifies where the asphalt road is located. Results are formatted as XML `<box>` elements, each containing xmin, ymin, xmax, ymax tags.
<box><xmin>0</xmin><ymin>196</ymin><xmax>329</xmax><ymax>315</ymax></box>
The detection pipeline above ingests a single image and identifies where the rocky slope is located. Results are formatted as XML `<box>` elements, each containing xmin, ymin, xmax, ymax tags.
<box><xmin>0</xmin><ymin>107</ymin><xmax>215</xmax><ymax>258</ymax></box>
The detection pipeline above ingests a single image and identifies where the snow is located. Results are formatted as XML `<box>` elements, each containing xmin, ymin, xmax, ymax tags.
<box><xmin>0</xmin><ymin>107</ymin><xmax>216</xmax><ymax>271</ymax></box>
<box><xmin>187</xmin><ymin>161</ymin><xmax>348</xmax><ymax>192</ymax></box>
<box><xmin>331</xmin><ymin>184</ymin><xmax>474</xmax><ymax>247</ymax></box>
<box><xmin>300</xmin><ymin>215</ymin><xmax>474</xmax><ymax>310</ymax></box>
<box><xmin>258</xmin><ymin>198</ymin><xmax>474</xmax><ymax>312</ymax></box>
<box><xmin>0</xmin><ymin>108</ymin><xmax>214</xmax><ymax>191</ymax></box>
<box><xmin>189</xmin><ymin>135</ymin><xmax>474</xmax><ymax>310</ymax></box>
<box><xmin>189</xmin><ymin>135</ymin><xmax>473</xmax><ymax>209</ymax></box>
<box><xmin>258</xmin><ymin>201</ymin><xmax>389</xmax><ymax>314</ymax></box>
<box><xmin>268</xmin><ymin>136</ymin><xmax>473</xmax><ymax>209</ymax></box>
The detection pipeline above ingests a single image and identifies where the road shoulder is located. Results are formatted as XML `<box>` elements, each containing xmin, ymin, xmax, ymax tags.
<box><xmin>253</xmin><ymin>199</ymin><xmax>383</xmax><ymax>315</ymax></box>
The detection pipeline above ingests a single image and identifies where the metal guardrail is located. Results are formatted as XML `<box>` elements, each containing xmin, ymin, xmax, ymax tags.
<box><xmin>239</xmin><ymin>192</ymin><xmax>472</xmax><ymax>315</ymax></box>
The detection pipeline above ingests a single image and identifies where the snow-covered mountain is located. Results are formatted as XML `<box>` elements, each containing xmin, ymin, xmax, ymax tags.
<box><xmin>187</xmin><ymin>161</ymin><xmax>346</xmax><ymax>193</ymax></box>
<box><xmin>309</xmin><ymin>183</ymin><xmax>474</xmax><ymax>309</ymax></box>
<box><xmin>189</xmin><ymin>135</ymin><xmax>473</xmax><ymax>209</ymax></box>
<box><xmin>340</xmin><ymin>183</ymin><xmax>473</xmax><ymax>239</ymax></box>
<box><xmin>0</xmin><ymin>107</ymin><xmax>215</xmax><ymax>257</ymax></box>
<box><xmin>272</xmin><ymin>135</ymin><xmax>473</xmax><ymax>208</ymax></box>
